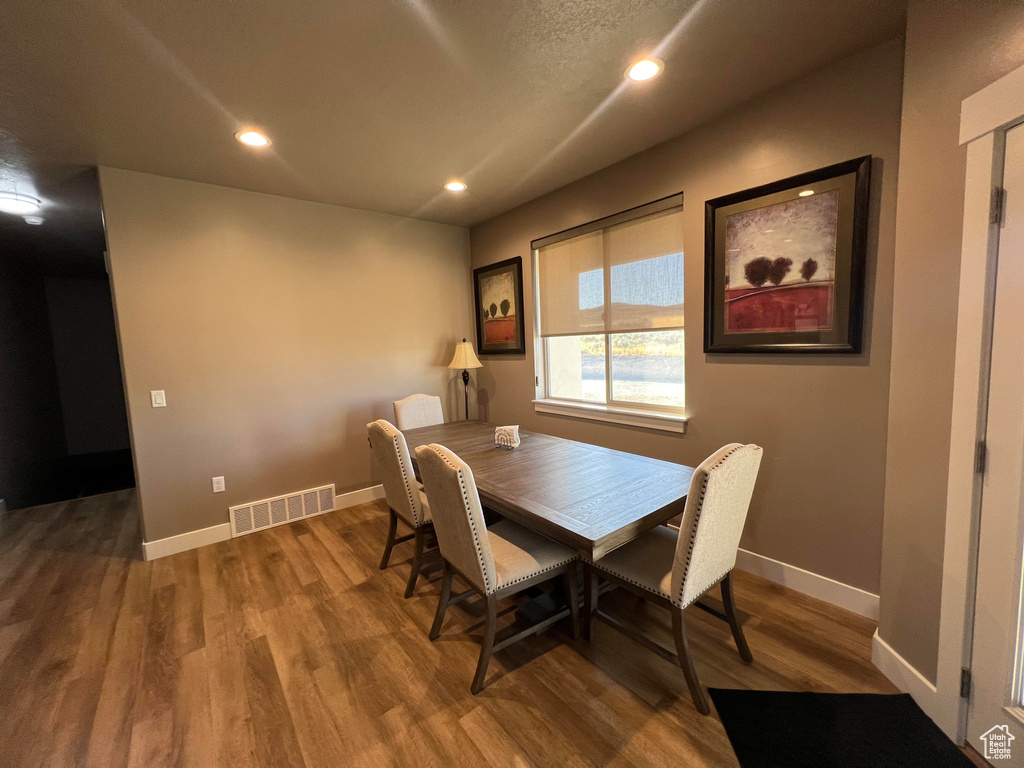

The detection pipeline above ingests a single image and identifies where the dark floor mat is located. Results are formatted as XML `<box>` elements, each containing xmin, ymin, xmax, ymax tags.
<box><xmin>708</xmin><ymin>690</ymin><xmax>973</xmax><ymax>768</ymax></box>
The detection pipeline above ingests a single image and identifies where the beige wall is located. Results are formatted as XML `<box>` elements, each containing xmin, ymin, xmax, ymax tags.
<box><xmin>879</xmin><ymin>0</ymin><xmax>1024</xmax><ymax>683</ymax></box>
<box><xmin>469</xmin><ymin>41</ymin><xmax>904</xmax><ymax>594</ymax></box>
<box><xmin>100</xmin><ymin>168</ymin><xmax>471</xmax><ymax>542</ymax></box>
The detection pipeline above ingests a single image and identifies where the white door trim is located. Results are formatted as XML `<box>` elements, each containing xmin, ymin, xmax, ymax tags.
<box><xmin>935</xmin><ymin>129</ymin><xmax>1003</xmax><ymax>742</ymax></box>
<box><xmin>927</xmin><ymin>61</ymin><xmax>1024</xmax><ymax>743</ymax></box>
<box><xmin>961</xmin><ymin>64</ymin><xmax>1024</xmax><ymax>145</ymax></box>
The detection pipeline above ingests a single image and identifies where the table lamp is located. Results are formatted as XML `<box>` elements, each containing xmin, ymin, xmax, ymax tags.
<box><xmin>448</xmin><ymin>338</ymin><xmax>483</xmax><ymax>420</ymax></box>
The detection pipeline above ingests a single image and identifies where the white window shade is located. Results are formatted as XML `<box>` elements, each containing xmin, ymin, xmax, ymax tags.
<box><xmin>537</xmin><ymin>205</ymin><xmax>684</xmax><ymax>337</ymax></box>
<box><xmin>606</xmin><ymin>208</ymin><xmax>684</xmax><ymax>333</ymax></box>
<box><xmin>537</xmin><ymin>230</ymin><xmax>605</xmax><ymax>337</ymax></box>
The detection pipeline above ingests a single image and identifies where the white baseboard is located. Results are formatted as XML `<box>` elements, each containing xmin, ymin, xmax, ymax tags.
<box><xmin>735</xmin><ymin>548</ymin><xmax>880</xmax><ymax>620</ymax></box>
<box><xmin>334</xmin><ymin>484</ymin><xmax>385</xmax><ymax>509</ymax></box>
<box><xmin>142</xmin><ymin>484</ymin><xmax>386</xmax><ymax>561</ymax></box>
<box><xmin>872</xmin><ymin>630</ymin><xmax>941</xmax><ymax>713</ymax></box>
<box><xmin>142</xmin><ymin>522</ymin><xmax>232</xmax><ymax>561</ymax></box>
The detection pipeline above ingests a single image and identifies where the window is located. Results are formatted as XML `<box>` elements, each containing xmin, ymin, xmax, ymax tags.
<box><xmin>534</xmin><ymin>196</ymin><xmax>685</xmax><ymax>419</ymax></box>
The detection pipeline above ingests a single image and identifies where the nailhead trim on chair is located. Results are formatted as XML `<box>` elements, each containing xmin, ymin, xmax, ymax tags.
<box><xmin>593</xmin><ymin>562</ymin><xmax>730</xmax><ymax>607</ymax></box>
<box><xmin>682</xmin><ymin>569</ymin><xmax>730</xmax><ymax>609</ymax></box>
<box><xmin>446</xmin><ymin>560</ymin><xmax>477</xmax><ymax>591</ymax></box>
<box><xmin>435</xmin><ymin>448</ymin><xmax>492</xmax><ymax>595</ymax></box>
<box><xmin>497</xmin><ymin>554</ymin><xmax>576</xmax><ymax>590</ymax></box>
<box><xmin>675</xmin><ymin>444</ymin><xmax>744</xmax><ymax>608</ymax></box>
<box><xmin>592</xmin><ymin>560</ymin><xmax>672</xmax><ymax>600</ymax></box>
<box><xmin>380</xmin><ymin>421</ymin><xmax>423</xmax><ymax>528</ymax></box>
<box><xmin>431</xmin><ymin>445</ymin><xmax>574</xmax><ymax>591</ymax></box>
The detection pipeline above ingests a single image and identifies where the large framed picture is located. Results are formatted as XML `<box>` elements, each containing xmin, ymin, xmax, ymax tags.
<box><xmin>473</xmin><ymin>256</ymin><xmax>526</xmax><ymax>355</ymax></box>
<box><xmin>704</xmin><ymin>156</ymin><xmax>871</xmax><ymax>353</ymax></box>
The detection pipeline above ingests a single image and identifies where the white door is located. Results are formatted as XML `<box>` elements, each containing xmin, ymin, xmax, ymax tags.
<box><xmin>969</xmin><ymin>120</ymin><xmax>1024</xmax><ymax>765</ymax></box>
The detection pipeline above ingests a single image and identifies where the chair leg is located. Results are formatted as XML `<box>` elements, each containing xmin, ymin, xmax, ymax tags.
<box><xmin>429</xmin><ymin>561</ymin><xmax>453</xmax><ymax>640</ymax></box>
<box><xmin>404</xmin><ymin>527</ymin><xmax>426</xmax><ymax>598</ymax></box>
<box><xmin>471</xmin><ymin>594</ymin><xmax>498</xmax><ymax>694</ymax></box>
<box><xmin>583</xmin><ymin>566</ymin><xmax>598</xmax><ymax>641</ymax></box>
<box><xmin>564</xmin><ymin>567</ymin><xmax>580</xmax><ymax>640</ymax></box>
<box><xmin>379</xmin><ymin>510</ymin><xmax>398</xmax><ymax>570</ymax></box>
<box><xmin>672</xmin><ymin>609</ymin><xmax>710</xmax><ymax>715</ymax></box>
<box><xmin>721</xmin><ymin>571</ymin><xmax>753</xmax><ymax>663</ymax></box>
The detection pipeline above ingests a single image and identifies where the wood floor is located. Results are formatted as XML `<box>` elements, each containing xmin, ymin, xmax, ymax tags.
<box><xmin>1</xmin><ymin>489</ymin><xmax>911</xmax><ymax>768</ymax></box>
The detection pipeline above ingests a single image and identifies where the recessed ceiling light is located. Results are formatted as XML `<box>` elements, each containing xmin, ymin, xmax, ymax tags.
<box><xmin>626</xmin><ymin>58</ymin><xmax>663</xmax><ymax>82</ymax></box>
<box><xmin>23</xmin><ymin>215</ymin><xmax>44</xmax><ymax>225</ymax></box>
<box><xmin>235</xmin><ymin>130</ymin><xmax>271</xmax><ymax>147</ymax></box>
<box><xmin>444</xmin><ymin>181</ymin><xmax>467</xmax><ymax>192</ymax></box>
<box><xmin>798</xmin><ymin>190</ymin><xmax>815</xmax><ymax>197</ymax></box>
<box><xmin>0</xmin><ymin>192</ymin><xmax>41</xmax><ymax>215</ymax></box>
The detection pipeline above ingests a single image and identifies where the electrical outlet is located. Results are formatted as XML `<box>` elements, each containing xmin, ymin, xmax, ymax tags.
<box><xmin>212</xmin><ymin>476</ymin><xmax>225</xmax><ymax>493</ymax></box>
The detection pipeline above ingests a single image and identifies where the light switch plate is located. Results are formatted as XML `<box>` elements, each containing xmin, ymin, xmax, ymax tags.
<box><xmin>212</xmin><ymin>476</ymin><xmax>225</xmax><ymax>493</ymax></box>
<box><xmin>150</xmin><ymin>390</ymin><xmax>166</xmax><ymax>408</ymax></box>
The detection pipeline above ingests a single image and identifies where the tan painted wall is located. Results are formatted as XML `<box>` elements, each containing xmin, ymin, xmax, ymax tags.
<box><xmin>878</xmin><ymin>0</ymin><xmax>1024</xmax><ymax>683</ymax></box>
<box><xmin>469</xmin><ymin>41</ymin><xmax>904</xmax><ymax>594</ymax></box>
<box><xmin>99</xmin><ymin>168</ymin><xmax>472</xmax><ymax>542</ymax></box>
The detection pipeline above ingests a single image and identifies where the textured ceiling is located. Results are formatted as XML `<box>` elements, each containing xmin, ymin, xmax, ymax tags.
<box><xmin>0</xmin><ymin>0</ymin><xmax>905</xmax><ymax>266</ymax></box>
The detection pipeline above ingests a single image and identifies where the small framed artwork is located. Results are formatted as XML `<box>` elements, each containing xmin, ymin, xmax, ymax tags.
<box><xmin>473</xmin><ymin>256</ymin><xmax>526</xmax><ymax>355</ymax></box>
<box><xmin>704</xmin><ymin>155</ymin><xmax>871</xmax><ymax>353</ymax></box>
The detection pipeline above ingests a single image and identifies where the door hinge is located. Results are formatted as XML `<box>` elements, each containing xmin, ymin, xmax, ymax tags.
<box><xmin>975</xmin><ymin>440</ymin><xmax>987</xmax><ymax>474</ymax></box>
<box><xmin>991</xmin><ymin>186</ymin><xmax>1006</xmax><ymax>225</ymax></box>
<box><xmin>960</xmin><ymin>667</ymin><xmax>972</xmax><ymax>698</ymax></box>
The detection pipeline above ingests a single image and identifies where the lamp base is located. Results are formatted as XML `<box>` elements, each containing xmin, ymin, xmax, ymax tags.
<box><xmin>462</xmin><ymin>369</ymin><xmax>470</xmax><ymax>420</ymax></box>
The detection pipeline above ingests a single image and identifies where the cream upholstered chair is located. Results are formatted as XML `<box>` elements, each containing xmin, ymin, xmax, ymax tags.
<box><xmin>585</xmin><ymin>443</ymin><xmax>763</xmax><ymax>715</ymax></box>
<box><xmin>415</xmin><ymin>443</ymin><xmax>580</xmax><ymax>694</ymax></box>
<box><xmin>367</xmin><ymin>419</ymin><xmax>435</xmax><ymax>597</ymax></box>
<box><xmin>392</xmin><ymin>394</ymin><xmax>444</xmax><ymax>431</ymax></box>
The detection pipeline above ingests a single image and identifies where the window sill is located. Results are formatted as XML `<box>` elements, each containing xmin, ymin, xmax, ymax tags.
<box><xmin>1005</xmin><ymin>705</ymin><xmax>1024</xmax><ymax>730</ymax></box>
<box><xmin>532</xmin><ymin>399</ymin><xmax>688</xmax><ymax>434</ymax></box>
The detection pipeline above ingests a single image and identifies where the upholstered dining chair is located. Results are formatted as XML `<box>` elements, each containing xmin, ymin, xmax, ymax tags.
<box><xmin>392</xmin><ymin>394</ymin><xmax>444</xmax><ymax>431</ymax></box>
<box><xmin>367</xmin><ymin>419</ymin><xmax>435</xmax><ymax>598</ymax></box>
<box><xmin>584</xmin><ymin>443</ymin><xmax>763</xmax><ymax>715</ymax></box>
<box><xmin>415</xmin><ymin>443</ymin><xmax>580</xmax><ymax>694</ymax></box>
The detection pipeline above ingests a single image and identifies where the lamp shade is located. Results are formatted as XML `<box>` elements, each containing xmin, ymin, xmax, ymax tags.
<box><xmin>448</xmin><ymin>338</ymin><xmax>483</xmax><ymax>370</ymax></box>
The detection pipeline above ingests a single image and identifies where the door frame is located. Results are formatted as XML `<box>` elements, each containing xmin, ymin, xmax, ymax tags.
<box><xmin>935</xmin><ymin>61</ymin><xmax>1024</xmax><ymax>743</ymax></box>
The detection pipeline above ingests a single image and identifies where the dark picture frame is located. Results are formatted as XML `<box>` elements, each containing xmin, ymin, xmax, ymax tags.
<box><xmin>704</xmin><ymin>156</ymin><xmax>871</xmax><ymax>353</ymax></box>
<box><xmin>473</xmin><ymin>256</ymin><xmax>526</xmax><ymax>355</ymax></box>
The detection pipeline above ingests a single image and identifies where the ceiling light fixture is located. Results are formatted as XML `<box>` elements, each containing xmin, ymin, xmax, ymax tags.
<box><xmin>798</xmin><ymin>190</ymin><xmax>815</xmax><ymax>197</ymax></box>
<box><xmin>444</xmin><ymin>181</ymin><xmax>467</xmax><ymax>192</ymax></box>
<box><xmin>626</xmin><ymin>58</ymin><xmax>663</xmax><ymax>82</ymax></box>
<box><xmin>235</xmin><ymin>130</ymin><xmax>271</xmax><ymax>147</ymax></box>
<box><xmin>23</xmin><ymin>215</ymin><xmax>44</xmax><ymax>225</ymax></box>
<box><xmin>0</xmin><ymin>192</ymin><xmax>41</xmax><ymax>215</ymax></box>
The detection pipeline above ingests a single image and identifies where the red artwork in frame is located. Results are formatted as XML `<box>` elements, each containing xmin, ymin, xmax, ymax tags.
<box><xmin>473</xmin><ymin>256</ymin><xmax>526</xmax><ymax>355</ymax></box>
<box><xmin>704</xmin><ymin>156</ymin><xmax>871</xmax><ymax>353</ymax></box>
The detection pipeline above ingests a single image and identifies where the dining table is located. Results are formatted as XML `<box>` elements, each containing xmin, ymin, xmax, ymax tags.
<box><xmin>402</xmin><ymin>419</ymin><xmax>695</xmax><ymax>562</ymax></box>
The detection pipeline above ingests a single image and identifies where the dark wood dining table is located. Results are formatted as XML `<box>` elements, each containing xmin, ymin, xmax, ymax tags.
<box><xmin>402</xmin><ymin>420</ymin><xmax>695</xmax><ymax>561</ymax></box>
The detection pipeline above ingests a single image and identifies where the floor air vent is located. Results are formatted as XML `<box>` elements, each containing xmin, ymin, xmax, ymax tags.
<box><xmin>230</xmin><ymin>483</ymin><xmax>336</xmax><ymax>537</ymax></box>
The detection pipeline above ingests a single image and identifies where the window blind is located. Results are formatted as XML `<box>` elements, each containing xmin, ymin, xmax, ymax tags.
<box><xmin>536</xmin><ymin>204</ymin><xmax>684</xmax><ymax>338</ymax></box>
<box><xmin>537</xmin><ymin>230</ymin><xmax>605</xmax><ymax>337</ymax></box>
